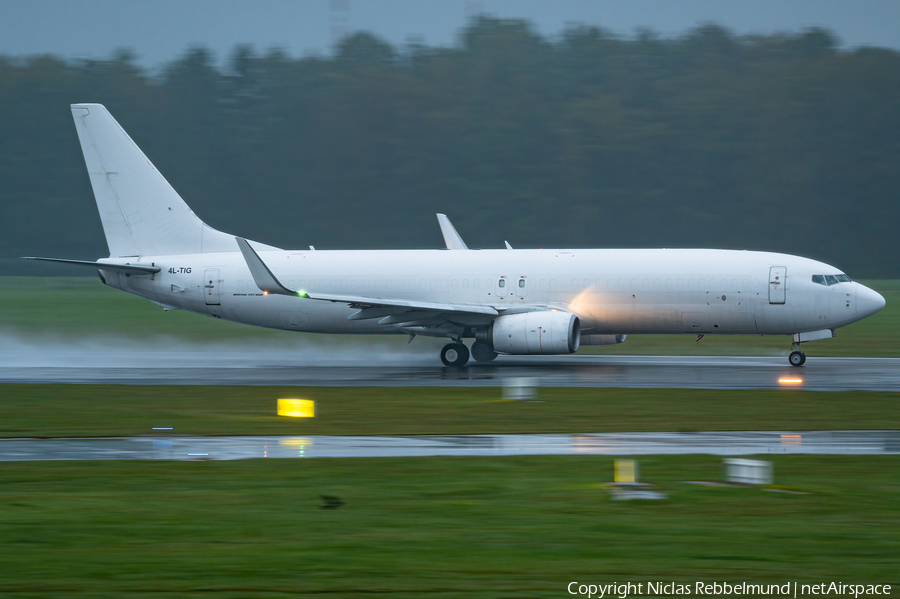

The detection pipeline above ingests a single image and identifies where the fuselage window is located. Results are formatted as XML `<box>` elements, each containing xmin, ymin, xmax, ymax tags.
<box><xmin>812</xmin><ymin>275</ymin><xmax>826</xmax><ymax>285</ymax></box>
<box><xmin>835</xmin><ymin>274</ymin><xmax>852</xmax><ymax>283</ymax></box>
<box><xmin>518</xmin><ymin>279</ymin><xmax>526</xmax><ymax>288</ymax></box>
<box><xmin>825</xmin><ymin>275</ymin><xmax>839</xmax><ymax>286</ymax></box>
<box><xmin>498</xmin><ymin>279</ymin><xmax>506</xmax><ymax>288</ymax></box>
<box><xmin>473</xmin><ymin>279</ymin><xmax>480</xmax><ymax>289</ymax></box>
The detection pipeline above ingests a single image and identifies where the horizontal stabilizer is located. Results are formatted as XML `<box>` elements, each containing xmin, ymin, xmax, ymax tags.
<box><xmin>22</xmin><ymin>257</ymin><xmax>160</xmax><ymax>275</ymax></box>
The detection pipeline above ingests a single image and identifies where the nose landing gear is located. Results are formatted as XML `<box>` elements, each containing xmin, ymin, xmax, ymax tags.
<box><xmin>440</xmin><ymin>342</ymin><xmax>470</xmax><ymax>367</ymax></box>
<box><xmin>788</xmin><ymin>350</ymin><xmax>806</xmax><ymax>367</ymax></box>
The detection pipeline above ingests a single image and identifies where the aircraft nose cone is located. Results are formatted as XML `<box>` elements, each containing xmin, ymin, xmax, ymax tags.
<box><xmin>857</xmin><ymin>284</ymin><xmax>886</xmax><ymax>319</ymax></box>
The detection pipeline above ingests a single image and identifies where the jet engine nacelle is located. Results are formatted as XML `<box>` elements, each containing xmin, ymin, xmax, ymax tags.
<box><xmin>580</xmin><ymin>334</ymin><xmax>627</xmax><ymax>346</ymax></box>
<box><xmin>489</xmin><ymin>311</ymin><xmax>581</xmax><ymax>355</ymax></box>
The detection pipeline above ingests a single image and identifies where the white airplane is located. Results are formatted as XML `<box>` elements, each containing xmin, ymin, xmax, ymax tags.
<box><xmin>26</xmin><ymin>104</ymin><xmax>886</xmax><ymax>367</ymax></box>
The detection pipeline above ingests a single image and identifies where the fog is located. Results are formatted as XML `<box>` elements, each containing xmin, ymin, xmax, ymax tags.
<box><xmin>0</xmin><ymin>332</ymin><xmax>442</xmax><ymax>369</ymax></box>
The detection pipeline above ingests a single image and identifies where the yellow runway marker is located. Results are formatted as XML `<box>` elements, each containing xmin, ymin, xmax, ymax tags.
<box><xmin>277</xmin><ymin>399</ymin><xmax>315</xmax><ymax>417</ymax></box>
<box><xmin>614</xmin><ymin>459</ymin><xmax>637</xmax><ymax>484</ymax></box>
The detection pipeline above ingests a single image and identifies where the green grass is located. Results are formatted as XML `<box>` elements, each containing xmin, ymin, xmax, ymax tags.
<box><xmin>0</xmin><ymin>455</ymin><xmax>897</xmax><ymax>597</ymax></box>
<box><xmin>2</xmin><ymin>384</ymin><xmax>899</xmax><ymax>438</ymax></box>
<box><xmin>1</xmin><ymin>277</ymin><xmax>897</xmax><ymax>355</ymax></box>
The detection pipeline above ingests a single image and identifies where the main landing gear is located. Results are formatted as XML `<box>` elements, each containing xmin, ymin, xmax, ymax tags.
<box><xmin>471</xmin><ymin>340</ymin><xmax>498</xmax><ymax>363</ymax></box>
<box><xmin>440</xmin><ymin>339</ymin><xmax>498</xmax><ymax>367</ymax></box>
<box><xmin>789</xmin><ymin>350</ymin><xmax>806</xmax><ymax>367</ymax></box>
<box><xmin>440</xmin><ymin>342</ymin><xmax>470</xmax><ymax>367</ymax></box>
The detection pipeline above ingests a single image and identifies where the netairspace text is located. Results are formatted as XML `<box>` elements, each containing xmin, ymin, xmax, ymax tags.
<box><xmin>567</xmin><ymin>582</ymin><xmax>892</xmax><ymax>598</ymax></box>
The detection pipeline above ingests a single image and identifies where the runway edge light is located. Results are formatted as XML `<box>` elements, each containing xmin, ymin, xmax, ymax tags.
<box><xmin>278</xmin><ymin>399</ymin><xmax>315</xmax><ymax>418</ymax></box>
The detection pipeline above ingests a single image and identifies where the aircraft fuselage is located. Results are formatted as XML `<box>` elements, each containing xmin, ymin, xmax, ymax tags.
<box><xmin>99</xmin><ymin>247</ymin><xmax>884</xmax><ymax>337</ymax></box>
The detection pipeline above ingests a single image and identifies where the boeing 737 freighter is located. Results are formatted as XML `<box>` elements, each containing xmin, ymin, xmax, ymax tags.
<box><xmin>26</xmin><ymin>104</ymin><xmax>886</xmax><ymax>366</ymax></box>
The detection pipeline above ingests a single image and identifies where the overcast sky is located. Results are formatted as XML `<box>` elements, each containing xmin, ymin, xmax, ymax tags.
<box><xmin>2</xmin><ymin>0</ymin><xmax>899</xmax><ymax>68</ymax></box>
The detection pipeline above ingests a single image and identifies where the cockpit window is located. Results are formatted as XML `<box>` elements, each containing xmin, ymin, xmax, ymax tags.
<box><xmin>813</xmin><ymin>274</ymin><xmax>851</xmax><ymax>285</ymax></box>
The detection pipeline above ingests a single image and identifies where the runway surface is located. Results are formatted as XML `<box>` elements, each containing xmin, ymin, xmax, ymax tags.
<box><xmin>1</xmin><ymin>431</ymin><xmax>896</xmax><ymax>461</ymax></box>
<box><xmin>1</xmin><ymin>347</ymin><xmax>899</xmax><ymax>390</ymax></box>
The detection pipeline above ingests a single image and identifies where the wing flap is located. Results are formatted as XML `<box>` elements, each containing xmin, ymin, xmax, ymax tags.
<box><xmin>307</xmin><ymin>292</ymin><xmax>498</xmax><ymax>316</ymax></box>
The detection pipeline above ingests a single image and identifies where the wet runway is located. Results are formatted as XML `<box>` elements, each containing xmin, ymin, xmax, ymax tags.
<box><xmin>1</xmin><ymin>431</ymin><xmax>896</xmax><ymax>461</ymax></box>
<box><xmin>1</xmin><ymin>351</ymin><xmax>899</xmax><ymax>390</ymax></box>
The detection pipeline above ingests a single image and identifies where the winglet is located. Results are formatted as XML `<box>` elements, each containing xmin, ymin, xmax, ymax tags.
<box><xmin>436</xmin><ymin>214</ymin><xmax>468</xmax><ymax>250</ymax></box>
<box><xmin>504</xmin><ymin>241</ymin><xmax>513</xmax><ymax>250</ymax></box>
<box><xmin>235</xmin><ymin>237</ymin><xmax>303</xmax><ymax>296</ymax></box>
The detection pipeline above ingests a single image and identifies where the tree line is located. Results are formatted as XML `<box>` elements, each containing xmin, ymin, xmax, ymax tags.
<box><xmin>1</xmin><ymin>17</ymin><xmax>899</xmax><ymax>277</ymax></box>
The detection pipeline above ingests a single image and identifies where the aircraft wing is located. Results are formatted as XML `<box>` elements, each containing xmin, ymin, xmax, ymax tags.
<box><xmin>235</xmin><ymin>237</ymin><xmax>499</xmax><ymax>324</ymax></box>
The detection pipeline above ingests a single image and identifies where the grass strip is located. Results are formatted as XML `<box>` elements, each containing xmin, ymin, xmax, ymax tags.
<box><xmin>0</xmin><ymin>455</ymin><xmax>897</xmax><ymax>597</ymax></box>
<box><xmin>1</xmin><ymin>384</ymin><xmax>898</xmax><ymax>438</ymax></box>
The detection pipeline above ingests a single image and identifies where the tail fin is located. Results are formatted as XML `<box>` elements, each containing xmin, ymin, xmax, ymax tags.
<box><xmin>71</xmin><ymin>103</ymin><xmax>259</xmax><ymax>257</ymax></box>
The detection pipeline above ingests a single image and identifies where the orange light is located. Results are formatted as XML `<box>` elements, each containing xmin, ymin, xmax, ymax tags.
<box><xmin>263</xmin><ymin>291</ymin><xmax>268</xmax><ymax>295</ymax></box>
<box><xmin>778</xmin><ymin>378</ymin><xmax>803</xmax><ymax>385</ymax></box>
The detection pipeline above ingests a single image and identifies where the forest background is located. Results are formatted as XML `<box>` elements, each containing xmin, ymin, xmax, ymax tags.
<box><xmin>2</xmin><ymin>17</ymin><xmax>898</xmax><ymax>277</ymax></box>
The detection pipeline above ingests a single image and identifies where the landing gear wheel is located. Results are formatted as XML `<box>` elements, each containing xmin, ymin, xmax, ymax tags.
<box><xmin>441</xmin><ymin>343</ymin><xmax>470</xmax><ymax>367</ymax></box>
<box><xmin>471</xmin><ymin>340</ymin><xmax>498</xmax><ymax>363</ymax></box>
<box><xmin>789</xmin><ymin>351</ymin><xmax>806</xmax><ymax>367</ymax></box>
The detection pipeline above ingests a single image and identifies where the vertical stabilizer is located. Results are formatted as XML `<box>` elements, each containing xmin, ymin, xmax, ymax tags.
<box><xmin>70</xmin><ymin>103</ymin><xmax>245</xmax><ymax>257</ymax></box>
